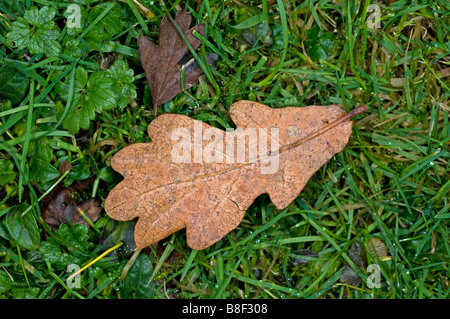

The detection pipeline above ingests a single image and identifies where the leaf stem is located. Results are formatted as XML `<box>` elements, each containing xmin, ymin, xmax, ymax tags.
<box><xmin>281</xmin><ymin>104</ymin><xmax>368</xmax><ymax>152</ymax></box>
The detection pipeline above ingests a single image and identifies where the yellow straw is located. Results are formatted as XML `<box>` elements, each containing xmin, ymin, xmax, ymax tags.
<box><xmin>68</xmin><ymin>242</ymin><xmax>123</xmax><ymax>280</ymax></box>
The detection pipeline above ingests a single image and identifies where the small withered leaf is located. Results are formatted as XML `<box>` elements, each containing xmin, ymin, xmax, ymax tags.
<box><xmin>41</xmin><ymin>161</ymin><xmax>101</xmax><ymax>231</ymax></box>
<box><xmin>72</xmin><ymin>198</ymin><xmax>102</xmax><ymax>227</ymax></box>
<box><xmin>368</xmin><ymin>237</ymin><xmax>390</xmax><ymax>259</ymax></box>
<box><xmin>105</xmin><ymin>101</ymin><xmax>367</xmax><ymax>250</ymax></box>
<box><xmin>339</xmin><ymin>241</ymin><xmax>365</xmax><ymax>286</ymax></box>
<box><xmin>291</xmin><ymin>249</ymin><xmax>319</xmax><ymax>266</ymax></box>
<box><xmin>138</xmin><ymin>10</ymin><xmax>206</xmax><ymax>116</ymax></box>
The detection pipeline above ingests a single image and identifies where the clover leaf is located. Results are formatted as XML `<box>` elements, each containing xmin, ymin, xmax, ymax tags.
<box><xmin>6</xmin><ymin>6</ymin><xmax>61</xmax><ymax>57</ymax></box>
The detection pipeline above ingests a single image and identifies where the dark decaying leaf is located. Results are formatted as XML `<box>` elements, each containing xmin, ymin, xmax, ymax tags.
<box><xmin>339</xmin><ymin>241</ymin><xmax>365</xmax><ymax>286</ymax></box>
<box><xmin>291</xmin><ymin>249</ymin><xmax>318</xmax><ymax>266</ymax></box>
<box><xmin>348</xmin><ymin>241</ymin><xmax>365</xmax><ymax>267</ymax></box>
<box><xmin>339</xmin><ymin>239</ymin><xmax>390</xmax><ymax>287</ymax></box>
<box><xmin>41</xmin><ymin>161</ymin><xmax>101</xmax><ymax>232</ymax></box>
<box><xmin>138</xmin><ymin>10</ymin><xmax>206</xmax><ymax>116</ymax></box>
<box><xmin>105</xmin><ymin>101</ymin><xmax>367</xmax><ymax>250</ymax></box>
<box><xmin>340</xmin><ymin>264</ymin><xmax>362</xmax><ymax>287</ymax></box>
<box><xmin>339</xmin><ymin>238</ymin><xmax>390</xmax><ymax>287</ymax></box>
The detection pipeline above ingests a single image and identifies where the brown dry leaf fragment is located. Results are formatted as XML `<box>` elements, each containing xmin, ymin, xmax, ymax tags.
<box><xmin>72</xmin><ymin>198</ymin><xmax>102</xmax><ymax>227</ymax></box>
<box><xmin>41</xmin><ymin>187</ymin><xmax>75</xmax><ymax>231</ymax></box>
<box><xmin>138</xmin><ymin>10</ymin><xmax>205</xmax><ymax>116</ymax></box>
<box><xmin>340</xmin><ymin>265</ymin><xmax>362</xmax><ymax>286</ymax></box>
<box><xmin>339</xmin><ymin>241</ymin><xmax>365</xmax><ymax>286</ymax></box>
<box><xmin>40</xmin><ymin>160</ymin><xmax>72</xmax><ymax>230</ymax></box>
<box><xmin>368</xmin><ymin>237</ymin><xmax>390</xmax><ymax>260</ymax></box>
<box><xmin>41</xmin><ymin>162</ymin><xmax>101</xmax><ymax>231</ymax></box>
<box><xmin>105</xmin><ymin>101</ymin><xmax>367</xmax><ymax>250</ymax></box>
<box><xmin>291</xmin><ymin>249</ymin><xmax>318</xmax><ymax>266</ymax></box>
<box><xmin>42</xmin><ymin>189</ymin><xmax>101</xmax><ymax>232</ymax></box>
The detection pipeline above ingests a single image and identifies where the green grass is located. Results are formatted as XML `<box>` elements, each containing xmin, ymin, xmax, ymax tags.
<box><xmin>0</xmin><ymin>0</ymin><xmax>449</xmax><ymax>299</ymax></box>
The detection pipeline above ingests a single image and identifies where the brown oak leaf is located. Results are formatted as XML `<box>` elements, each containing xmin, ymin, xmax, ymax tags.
<box><xmin>105</xmin><ymin>101</ymin><xmax>367</xmax><ymax>250</ymax></box>
<box><xmin>138</xmin><ymin>10</ymin><xmax>205</xmax><ymax>116</ymax></box>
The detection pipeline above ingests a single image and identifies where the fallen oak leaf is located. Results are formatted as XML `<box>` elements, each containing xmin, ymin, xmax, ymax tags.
<box><xmin>105</xmin><ymin>101</ymin><xmax>367</xmax><ymax>250</ymax></box>
<box><xmin>138</xmin><ymin>10</ymin><xmax>206</xmax><ymax>116</ymax></box>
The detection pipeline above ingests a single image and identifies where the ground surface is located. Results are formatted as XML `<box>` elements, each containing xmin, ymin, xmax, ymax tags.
<box><xmin>0</xmin><ymin>0</ymin><xmax>449</xmax><ymax>299</ymax></box>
